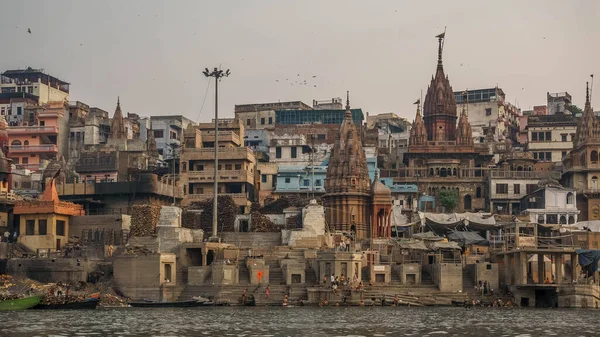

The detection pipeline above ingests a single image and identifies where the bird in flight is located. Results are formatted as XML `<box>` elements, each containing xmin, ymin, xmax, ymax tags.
<box><xmin>27</xmin><ymin>28</ymin><xmax>31</xmax><ymax>34</ymax></box>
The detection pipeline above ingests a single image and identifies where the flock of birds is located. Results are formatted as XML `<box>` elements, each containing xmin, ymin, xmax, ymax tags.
<box><xmin>275</xmin><ymin>74</ymin><xmax>319</xmax><ymax>87</ymax></box>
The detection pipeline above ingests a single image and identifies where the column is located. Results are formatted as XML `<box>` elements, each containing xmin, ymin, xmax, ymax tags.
<box><xmin>555</xmin><ymin>254</ymin><xmax>563</xmax><ymax>284</ymax></box>
<box><xmin>202</xmin><ymin>251</ymin><xmax>208</xmax><ymax>267</ymax></box>
<box><xmin>538</xmin><ymin>254</ymin><xmax>545</xmax><ymax>283</ymax></box>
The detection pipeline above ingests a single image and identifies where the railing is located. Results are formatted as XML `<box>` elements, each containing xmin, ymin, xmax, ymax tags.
<box><xmin>187</xmin><ymin>192</ymin><xmax>247</xmax><ymax>202</ymax></box>
<box><xmin>9</xmin><ymin>144</ymin><xmax>58</xmax><ymax>153</ymax></box>
<box><xmin>186</xmin><ymin>169</ymin><xmax>254</xmax><ymax>182</ymax></box>
<box><xmin>75</xmin><ymin>162</ymin><xmax>118</xmax><ymax>173</ymax></box>
<box><xmin>7</xmin><ymin>126</ymin><xmax>58</xmax><ymax>134</ymax></box>
<box><xmin>490</xmin><ymin>170</ymin><xmax>561</xmax><ymax>179</ymax></box>
<box><xmin>201</xmin><ymin>131</ymin><xmax>241</xmax><ymax>145</ymax></box>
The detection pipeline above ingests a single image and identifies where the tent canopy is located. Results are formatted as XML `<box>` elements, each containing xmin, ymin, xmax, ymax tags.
<box><xmin>447</xmin><ymin>231</ymin><xmax>489</xmax><ymax>247</ymax></box>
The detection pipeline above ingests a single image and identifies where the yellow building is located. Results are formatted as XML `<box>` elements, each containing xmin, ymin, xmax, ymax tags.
<box><xmin>15</xmin><ymin>179</ymin><xmax>83</xmax><ymax>252</ymax></box>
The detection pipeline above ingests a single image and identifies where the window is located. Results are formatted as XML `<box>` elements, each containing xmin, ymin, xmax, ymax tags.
<box><xmin>545</xmin><ymin>152</ymin><xmax>551</xmax><ymax>161</ymax></box>
<box><xmin>533</xmin><ymin>152</ymin><xmax>538</xmax><ymax>160</ymax></box>
<box><xmin>275</xmin><ymin>147</ymin><xmax>281</xmax><ymax>158</ymax></box>
<box><xmin>526</xmin><ymin>184</ymin><xmax>537</xmax><ymax>195</ymax></box>
<box><xmin>40</xmin><ymin>121</ymin><xmax>45</xmax><ymax>126</ymax></box>
<box><xmin>513</xmin><ymin>184</ymin><xmax>520</xmax><ymax>194</ymax></box>
<box><xmin>562</xmin><ymin>151</ymin><xmax>567</xmax><ymax>159</ymax></box>
<box><xmin>567</xmin><ymin>192</ymin><xmax>574</xmax><ymax>204</ymax></box>
<box><xmin>196</xmin><ymin>164</ymin><xmax>204</xmax><ymax>171</ymax></box>
<box><xmin>12</xmin><ymin>157</ymin><xmax>19</xmax><ymax>164</ymax></box>
<box><xmin>291</xmin><ymin>147</ymin><xmax>297</xmax><ymax>158</ymax></box>
<box><xmin>56</xmin><ymin>220</ymin><xmax>66</xmax><ymax>236</ymax></box>
<box><xmin>496</xmin><ymin>184</ymin><xmax>508</xmax><ymax>194</ymax></box>
<box><xmin>235</xmin><ymin>164</ymin><xmax>241</xmax><ymax>170</ymax></box>
<box><xmin>485</xmin><ymin>108</ymin><xmax>492</xmax><ymax>116</ymax></box>
<box><xmin>170</xmin><ymin>131</ymin><xmax>177</xmax><ymax>139</ymax></box>
<box><xmin>225</xmin><ymin>164</ymin><xmax>232</xmax><ymax>170</ymax></box>
<box><xmin>246</xmin><ymin>119</ymin><xmax>251</xmax><ymax>126</ymax></box>
<box><xmin>261</xmin><ymin>174</ymin><xmax>267</xmax><ymax>183</ymax></box>
<box><xmin>17</xmin><ymin>107</ymin><xmax>22</xmax><ymax>115</ymax></box>
<box><xmin>260</xmin><ymin>118</ymin><xmax>265</xmax><ymax>125</ymax></box>
<box><xmin>28</xmin><ymin>86</ymin><xmax>33</xmax><ymax>94</ymax></box>
<box><xmin>23</xmin><ymin>140</ymin><xmax>29</xmax><ymax>145</ymax></box>
<box><xmin>315</xmin><ymin>180</ymin><xmax>322</xmax><ymax>186</ymax></box>
<box><xmin>26</xmin><ymin>220</ymin><xmax>35</xmax><ymax>235</ymax></box>
<box><xmin>476</xmin><ymin>187</ymin><xmax>482</xmax><ymax>198</ymax></box>
<box><xmin>268</xmin><ymin>117</ymin><xmax>273</xmax><ymax>124</ymax></box>
<box><xmin>532</xmin><ymin>133</ymin><xmax>538</xmax><ymax>141</ymax></box>
<box><xmin>38</xmin><ymin>220</ymin><xmax>47</xmax><ymax>235</ymax></box>
<box><xmin>303</xmin><ymin>179</ymin><xmax>310</xmax><ymax>186</ymax></box>
<box><xmin>592</xmin><ymin>151</ymin><xmax>599</xmax><ymax>163</ymax></box>
<box><xmin>561</xmin><ymin>134</ymin><xmax>567</xmax><ymax>142</ymax></box>
<box><xmin>154</xmin><ymin>130</ymin><xmax>164</xmax><ymax>138</ymax></box>
<box><xmin>284</xmin><ymin>177</ymin><xmax>291</xmax><ymax>183</ymax></box>
<box><xmin>545</xmin><ymin>132</ymin><xmax>551</xmax><ymax>141</ymax></box>
<box><xmin>22</xmin><ymin>157</ymin><xmax>28</xmax><ymax>164</ymax></box>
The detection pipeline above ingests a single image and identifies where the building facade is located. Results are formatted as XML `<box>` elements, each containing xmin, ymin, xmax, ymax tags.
<box><xmin>1</xmin><ymin>67</ymin><xmax>69</xmax><ymax>105</ymax></box>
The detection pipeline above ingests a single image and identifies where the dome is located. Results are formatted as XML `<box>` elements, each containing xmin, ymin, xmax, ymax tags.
<box><xmin>371</xmin><ymin>179</ymin><xmax>391</xmax><ymax>196</ymax></box>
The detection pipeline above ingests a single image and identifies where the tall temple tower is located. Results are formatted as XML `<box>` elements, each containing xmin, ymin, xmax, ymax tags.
<box><xmin>323</xmin><ymin>92</ymin><xmax>372</xmax><ymax>239</ymax></box>
<box><xmin>423</xmin><ymin>35</ymin><xmax>458</xmax><ymax>142</ymax></box>
<box><xmin>562</xmin><ymin>82</ymin><xmax>599</xmax><ymax>221</ymax></box>
<box><xmin>110</xmin><ymin>97</ymin><xmax>126</xmax><ymax>139</ymax></box>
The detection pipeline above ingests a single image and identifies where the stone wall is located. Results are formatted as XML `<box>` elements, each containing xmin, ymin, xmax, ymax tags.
<box><xmin>70</xmin><ymin>214</ymin><xmax>131</xmax><ymax>238</ymax></box>
<box><xmin>221</xmin><ymin>232</ymin><xmax>281</xmax><ymax>248</ymax></box>
<box><xmin>470</xmin><ymin>262</ymin><xmax>499</xmax><ymax>291</ymax></box>
<box><xmin>6</xmin><ymin>258</ymin><xmax>95</xmax><ymax>283</ymax></box>
<box><xmin>431</xmin><ymin>263</ymin><xmax>462</xmax><ymax>292</ymax></box>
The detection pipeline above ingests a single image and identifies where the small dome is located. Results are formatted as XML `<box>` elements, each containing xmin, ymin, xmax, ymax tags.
<box><xmin>372</xmin><ymin>179</ymin><xmax>391</xmax><ymax>195</ymax></box>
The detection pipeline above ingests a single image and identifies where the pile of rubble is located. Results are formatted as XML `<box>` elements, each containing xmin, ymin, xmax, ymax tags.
<box><xmin>124</xmin><ymin>244</ymin><xmax>155</xmax><ymax>255</ymax></box>
<box><xmin>130</xmin><ymin>205</ymin><xmax>162</xmax><ymax>237</ymax></box>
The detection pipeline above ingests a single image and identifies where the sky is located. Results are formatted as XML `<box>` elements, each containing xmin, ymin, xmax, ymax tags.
<box><xmin>1</xmin><ymin>0</ymin><xmax>599</xmax><ymax>122</ymax></box>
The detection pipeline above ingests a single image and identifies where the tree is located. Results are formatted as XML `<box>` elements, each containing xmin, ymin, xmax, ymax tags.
<box><xmin>438</xmin><ymin>189</ymin><xmax>458</xmax><ymax>212</ymax></box>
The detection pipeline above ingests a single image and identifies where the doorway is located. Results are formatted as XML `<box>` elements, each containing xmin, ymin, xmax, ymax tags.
<box><xmin>464</xmin><ymin>195</ymin><xmax>472</xmax><ymax>210</ymax></box>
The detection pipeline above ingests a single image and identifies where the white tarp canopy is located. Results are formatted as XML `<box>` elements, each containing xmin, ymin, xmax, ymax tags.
<box><xmin>420</xmin><ymin>212</ymin><xmax>497</xmax><ymax>226</ymax></box>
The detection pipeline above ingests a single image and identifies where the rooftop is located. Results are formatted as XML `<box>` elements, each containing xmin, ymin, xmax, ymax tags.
<box><xmin>2</xmin><ymin>67</ymin><xmax>69</xmax><ymax>85</ymax></box>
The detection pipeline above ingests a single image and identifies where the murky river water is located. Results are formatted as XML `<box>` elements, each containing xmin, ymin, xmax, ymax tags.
<box><xmin>1</xmin><ymin>306</ymin><xmax>598</xmax><ymax>337</ymax></box>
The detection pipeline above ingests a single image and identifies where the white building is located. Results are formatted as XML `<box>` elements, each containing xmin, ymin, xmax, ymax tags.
<box><xmin>150</xmin><ymin>115</ymin><xmax>193</xmax><ymax>160</ymax></box>
<box><xmin>521</xmin><ymin>185</ymin><xmax>579</xmax><ymax>225</ymax></box>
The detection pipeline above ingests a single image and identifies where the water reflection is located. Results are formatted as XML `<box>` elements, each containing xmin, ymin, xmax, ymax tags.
<box><xmin>0</xmin><ymin>306</ymin><xmax>597</xmax><ymax>337</ymax></box>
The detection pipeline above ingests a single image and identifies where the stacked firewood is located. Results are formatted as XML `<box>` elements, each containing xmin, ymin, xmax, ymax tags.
<box><xmin>186</xmin><ymin>195</ymin><xmax>238</xmax><ymax>234</ymax></box>
<box><xmin>251</xmin><ymin>211</ymin><xmax>279</xmax><ymax>232</ymax></box>
<box><xmin>130</xmin><ymin>205</ymin><xmax>161</xmax><ymax>237</ymax></box>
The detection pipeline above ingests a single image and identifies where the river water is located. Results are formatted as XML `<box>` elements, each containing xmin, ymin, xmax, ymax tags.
<box><xmin>1</xmin><ymin>306</ymin><xmax>598</xmax><ymax>337</ymax></box>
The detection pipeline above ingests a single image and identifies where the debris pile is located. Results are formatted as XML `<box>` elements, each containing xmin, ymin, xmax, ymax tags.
<box><xmin>130</xmin><ymin>205</ymin><xmax>161</xmax><ymax>237</ymax></box>
<box><xmin>251</xmin><ymin>211</ymin><xmax>279</xmax><ymax>232</ymax></box>
<box><xmin>124</xmin><ymin>244</ymin><xmax>155</xmax><ymax>255</ymax></box>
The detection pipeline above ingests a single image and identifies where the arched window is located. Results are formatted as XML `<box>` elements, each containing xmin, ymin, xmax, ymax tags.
<box><xmin>566</xmin><ymin>192</ymin><xmax>574</xmax><ymax>204</ymax></box>
<box><xmin>476</xmin><ymin>187</ymin><xmax>482</xmax><ymax>198</ymax></box>
<box><xmin>592</xmin><ymin>176</ymin><xmax>598</xmax><ymax>190</ymax></box>
<box><xmin>517</xmin><ymin>166</ymin><xmax>523</xmax><ymax>171</ymax></box>
<box><xmin>11</xmin><ymin>140</ymin><xmax>21</xmax><ymax>146</ymax></box>
<box><xmin>429</xmin><ymin>168</ymin><xmax>434</xmax><ymax>176</ymax></box>
<box><xmin>440</xmin><ymin>168</ymin><xmax>447</xmax><ymax>177</ymax></box>
<box><xmin>568</xmin><ymin>216</ymin><xmax>575</xmax><ymax>224</ymax></box>
<box><xmin>537</xmin><ymin>215</ymin><xmax>545</xmax><ymax>224</ymax></box>
<box><xmin>435</xmin><ymin>168</ymin><xmax>439</xmax><ymax>176</ymax></box>
<box><xmin>23</xmin><ymin>140</ymin><xmax>29</xmax><ymax>146</ymax></box>
<box><xmin>560</xmin><ymin>215</ymin><xmax>567</xmax><ymax>224</ymax></box>
<box><xmin>592</xmin><ymin>150</ymin><xmax>599</xmax><ymax>163</ymax></box>
<box><xmin>453</xmin><ymin>168</ymin><xmax>457</xmax><ymax>176</ymax></box>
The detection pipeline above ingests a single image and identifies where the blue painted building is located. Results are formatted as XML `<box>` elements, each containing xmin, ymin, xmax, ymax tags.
<box><xmin>275</xmin><ymin>165</ymin><xmax>328</xmax><ymax>195</ymax></box>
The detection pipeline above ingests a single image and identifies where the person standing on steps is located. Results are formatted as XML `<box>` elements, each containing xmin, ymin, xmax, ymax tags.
<box><xmin>265</xmin><ymin>285</ymin><xmax>271</xmax><ymax>300</ymax></box>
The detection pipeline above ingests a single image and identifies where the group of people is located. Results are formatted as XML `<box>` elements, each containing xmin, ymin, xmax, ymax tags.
<box><xmin>476</xmin><ymin>280</ymin><xmax>493</xmax><ymax>295</ymax></box>
<box><xmin>337</xmin><ymin>237</ymin><xmax>352</xmax><ymax>252</ymax></box>
<box><xmin>2</xmin><ymin>231</ymin><xmax>17</xmax><ymax>243</ymax></box>
<box><xmin>322</xmin><ymin>273</ymin><xmax>364</xmax><ymax>294</ymax></box>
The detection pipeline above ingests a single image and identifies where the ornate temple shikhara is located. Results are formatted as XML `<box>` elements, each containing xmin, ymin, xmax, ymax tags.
<box><xmin>401</xmin><ymin>35</ymin><xmax>494</xmax><ymax>212</ymax></box>
<box><xmin>323</xmin><ymin>93</ymin><xmax>392</xmax><ymax>240</ymax></box>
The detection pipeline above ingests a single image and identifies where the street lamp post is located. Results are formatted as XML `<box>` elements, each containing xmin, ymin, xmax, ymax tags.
<box><xmin>203</xmin><ymin>67</ymin><xmax>230</xmax><ymax>241</ymax></box>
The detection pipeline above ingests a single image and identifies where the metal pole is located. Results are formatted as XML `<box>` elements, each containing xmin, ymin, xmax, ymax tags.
<box><xmin>212</xmin><ymin>73</ymin><xmax>219</xmax><ymax>240</ymax></box>
<box><xmin>172</xmin><ymin>145</ymin><xmax>176</xmax><ymax>205</ymax></box>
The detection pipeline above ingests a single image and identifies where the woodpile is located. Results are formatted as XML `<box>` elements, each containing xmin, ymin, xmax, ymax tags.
<box><xmin>261</xmin><ymin>196</ymin><xmax>318</xmax><ymax>214</ymax></box>
<box><xmin>251</xmin><ymin>211</ymin><xmax>279</xmax><ymax>232</ymax></box>
<box><xmin>130</xmin><ymin>205</ymin><xmax>161</xmax><ymax>237</ymax></box>
<box><xmin>186</xmin><ymin>195</ymin><xmax>238</xmax><ymax>235</ymax></box>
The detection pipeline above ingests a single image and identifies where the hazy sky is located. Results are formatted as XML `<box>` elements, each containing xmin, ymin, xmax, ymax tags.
<box><xmin>1</xmin><ymin>0</ymin><xmax>599</xmax><ymax>122</ymax></box>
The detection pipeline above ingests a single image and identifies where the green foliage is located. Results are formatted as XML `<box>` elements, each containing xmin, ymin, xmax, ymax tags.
<box><xmin>438</xmin><ymin>189</ymin><xmax>458</xmax><ymax>212</ymax></box>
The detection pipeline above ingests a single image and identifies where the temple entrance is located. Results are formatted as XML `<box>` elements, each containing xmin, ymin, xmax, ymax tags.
<box><xmin>464</xmin><ymin>195</ymin><xmax>472</xmax><ymax>210</ymax></box>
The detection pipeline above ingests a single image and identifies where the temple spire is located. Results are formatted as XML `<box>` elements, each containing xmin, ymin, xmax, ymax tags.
<box><xmin>344</xmin><ymin>90</ymin><xmax>352</xmax><ymax>118</ymax></box>
<box><xmin>586</xmin><ymin>81</ymin><xmax>591</xmax><ymax>107</ymax></box>
<box><xmin>436</xmin><ymin>31</ymin><xmax>445</xmax><ymax>68</ymax></box>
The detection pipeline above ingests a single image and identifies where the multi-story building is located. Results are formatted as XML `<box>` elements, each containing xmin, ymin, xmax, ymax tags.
<box><xmin>525</xmin><ymin>114</ymin><xmax>578</xmax><ymax>164</ymax></box>
<box><xmin>150</xmin><ymin>115</ymin><xmax>193</xmax><ymax>160</ymax></box>
<box><xmin>489</xmin><ymin>151</ymin><xmax>561</xmax><ymax>215</ymax></box>
<box><xmin>547</xmin><ymin>92</ymin><xmax>572</xmax><ymax>115</ymax></box>
<box><xmin>180</xmin><ymin>119</ymin><xmax>257</xmax><ymax>213</ymax></box>
<box><xmin>562</xmin><ymin>83</ymin><xmax>600</xmax><ymax>221</ymax></box>
<box><xmin>454</xmin><ymin>87</ymin><xmax>520</xmax><ymax>144</ymax></box>
<box><xmin>0</xmin><ymin>92</ymin><xmax>39</xmax><ymax>126</ymax></box>
<box><xmin>234</xmin><ymin>101</ymin><xmax>312</xmax><ymax>130</ymax></box>
<box><xmin>520</xmin><ymin>185</ymin><xmax>578</xmax><ymax>224</ymax></box>
<box><xmin>274</xmin><ymin>164</ymin><xmax>327</xmax><ymax>197</ymax></box>
<box><xmin>8</xmin><ymin>101</ymin><xmax>69</xmax><ymax>177</ymax></box>
<box><xmin>366</xmin><ymin>113</ymin><xmax>411</xmax><ymax>170</ymax></box>
<box><xmin>1</xmin><ymin>67</ymin><xmax>69</xmax><ymax>105</ymax></box>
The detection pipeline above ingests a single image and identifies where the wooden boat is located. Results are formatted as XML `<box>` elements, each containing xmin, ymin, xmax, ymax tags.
<box><xmin>129</xmin><ymin>299</ymin><xmax>206</xmax><ymax>308</ymax></box>
<box><xmin>33</xmin><ymin>298</ymin><xmax>100</xmax><ymax>310</ymax></box>
<box><xmin>0</xmin><ymin>296</ymin><xmax>42</xmax><ymax>311</ymax></box>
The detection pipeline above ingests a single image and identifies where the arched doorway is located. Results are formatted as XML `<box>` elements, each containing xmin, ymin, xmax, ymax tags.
<box><xmin>464</xmin><ymin>195</ymin><xmax>472</xmax><ymax>210</ymax></box>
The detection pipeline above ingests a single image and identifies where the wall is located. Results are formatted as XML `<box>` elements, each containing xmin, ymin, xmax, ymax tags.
<box><xmin>6</xmin><ymin>258</ymin><xmax>93</xmax><ymax>283</ymax></box>
<box><xmin>18</xmin><ymin>213</ymin><xmax>70</xmax><ymax>251</ymax></box>
<box><xmin>114</xmin><ymin>253</ymin><xmax>176</xmax><ymax>301</ymax></box>
<box><xmin>471</xmin><ymin>263</ymin><xmax>499</xmax><ymax>291</ymax></box>
<box><xmin>70</xmin><ymin>214</ymin><xmax>131</xmax><ymax>238</ymax></box>
<box><xmin>432</xmin><ymin>263</ymin><xmax>462</xmax><ymax>292</ymax></box>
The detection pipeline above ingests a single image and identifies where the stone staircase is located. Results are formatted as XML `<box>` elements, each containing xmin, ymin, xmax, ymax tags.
<box><xmin>462</xmin><ymin>267</ymin><xmax>476</xmax><ymax>296</ymax></box>
<box><xmin>361</xmin><ymin>267</ymin><xmax>370</xmax><ymax>282</ymax></box>
<box><xmin>391</xmin><ymin>267</ymin><xmax>401</xmax><ymax>285</ymax></box>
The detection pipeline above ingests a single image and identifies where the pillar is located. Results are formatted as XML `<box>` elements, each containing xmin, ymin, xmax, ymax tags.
<box><xmin>202</xmin><ymin>251</ymin><xmax>207</xmax><ymax>267</ymax></box>
<box><xmin>555</xmin><ymin>253</ymin><xmax>563</xmax><ymax>284</ymax></box>
<box><xmin>538</xmin><ymin>254</ymin><xmax>545</xmax><ymax>283</ymax></box>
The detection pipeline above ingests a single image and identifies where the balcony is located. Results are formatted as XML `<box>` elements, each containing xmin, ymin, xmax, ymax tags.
<box><xmin>9</xmin><ymin>144</ymin><xmax>58</xmax><ymax>154</ymax></box>
<box><xmin>7</xmin><ymin>126</ymin><xmax>59</xmax><ymax>135</ymax></box>
<box><xmin>186</xmin><ymin>169</ymin><xmax>254</xmax><ymax>183</ymax></box>
<box><xmin>170</xmin><ymin>120</ymin><xmax>182</xmax><ymax>129</ymax></box>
